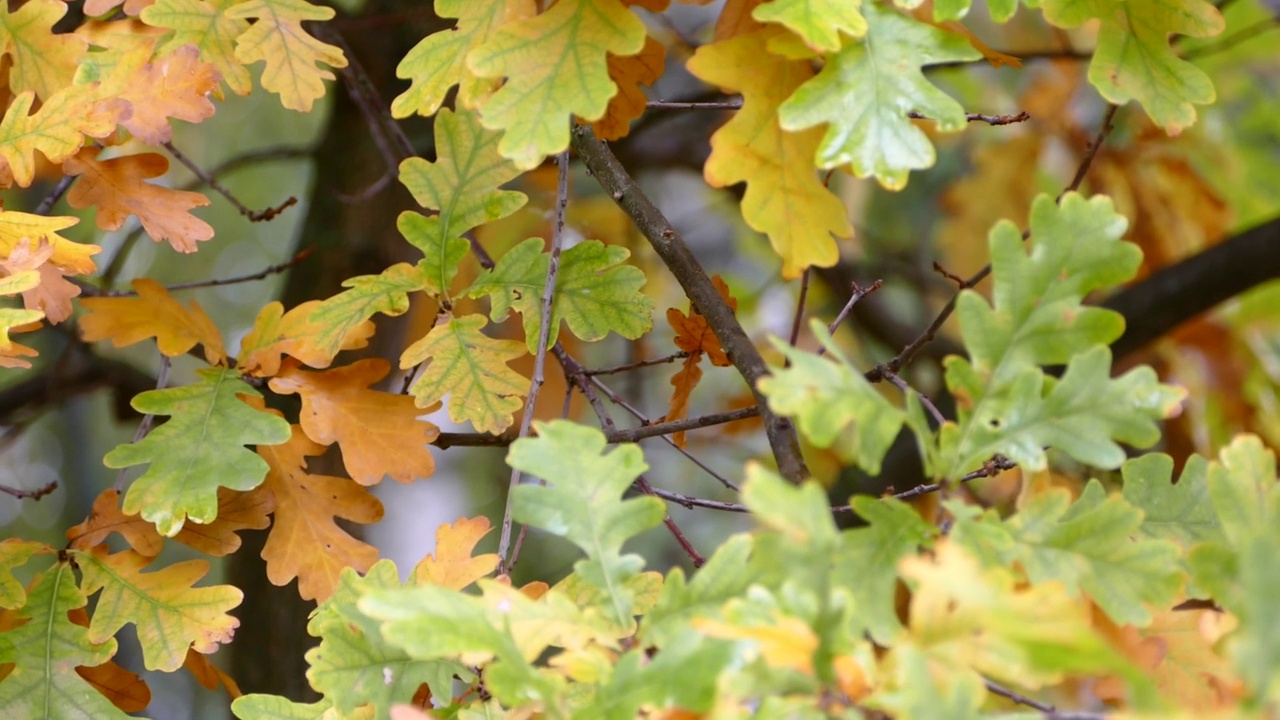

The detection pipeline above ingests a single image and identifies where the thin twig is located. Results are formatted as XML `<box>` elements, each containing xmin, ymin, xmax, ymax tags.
<box><xmin>647</xmin><ymin>97</ymin><xmax>1031</xmax><ymax>128</ymax></box>
<box><xmin>34</xmin><ymin>175</ymin><xmax>76</xmax><ymax>215</ymax></box>
<box><xmin>78</xmin><ymin>249</ymin><xmax>315</xmax><ymax>297</ymax></box>
<box><xmin>891</xmin><ymin>456</ymin><xmax>1015</xmax><ymax>500</ymax></box>
<box><xmin>788</xmin><ymin>268</ymin><xmax>811</xmax><ymax>348</ymax></box>
<box><xmin>817</xmin><ymin>280</ymin><xmax>883</xmax><ymax>357</ymax></box>
<box><xmin>582</xmin><ymin>351</ymin><xmax>690</xmax><ymax>376</ymax></box>
<box><xmin>881</xmin><ymin>369</ymin><xmax>946</xmax><ymax>426</ymax></box>
<box><xmin>0</xmin><ymin>480</ymin><xmax>58</xmax><ymax>500</ymax></box>
<box><xmin>180</xmin><ymin>146</ymin><xmax>314</xmax><ymax>190</ymax></box>
<box><xmin>114</xmin><ymin>355</ymin><xmax>170</xmax><ymax>493</ymax></box>
<box><xmin>571</xmin><ymin>125</ymin><xmax>810</xmax><ymax>483</ymax></box>
<box><xmin>498</xmin><ymin>150</ymin><xmax>570</xmax><ymax>572</ymax></box>
<box><xmin>163</xmin><ymin>141</ymin><xmax>297</xmax><ymax>222</ymax></box>
<box><xmin>984</xmin><ymin>679</ymin><xmax>1109</xmax><ymax>720</ymax></box>
<box><xmin>434</xmin><ymin>405</ymin><xmax>760</xmax><ymax>448</ymax></box>
<box><xmin>909</xmin><ymin>109</ymin><xmax>1032</xmax><ymax>126</ymax></box>
<box><xmin>1063</xmin><ymin>104</ymin><xmax>1119</xmax><ymax>195</ymax></box>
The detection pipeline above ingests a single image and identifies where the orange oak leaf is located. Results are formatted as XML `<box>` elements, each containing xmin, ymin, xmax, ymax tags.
<box><xmin>110</xmin><ymin>44</ymin><xmax>220</xmax><ymax>144</ymax></box>
<box><xmin>593</xmin><ymin>34</ymin><xmax>665</xmax><ymax>141</ymax></box>
<box><xmin>268</xmin><ymin>358</ymin><xmax>440</xmax><ymax>485</ymax></box>
<box><xmin>182</xmin><ymin>648</ymin><xmax>241</xmax><ymax>698</ymax></box>
<box><xmin>64</xmin><ymin>147</ymin><xmax>215</xmax><ymax>253</ymax></box>
<box><xmin>664</xmin><ymin>275</ymin><xmax>737</xmax><ymax>446</ymax></box>
<box><xmin>256</xmin><ymin>425</ymin><xmax>383</xmax><ymax>602</ymax></box>
<box><xmin>65</xmin><ymin>607</ymin><xmax>153</xmax><ymax>714</ymax></box>
<box><xmin>0</xmin><ymin>238</ymin><xmax>80</xmax><ymax>322</ymax></box>
<box><xmin>0</xmin><ymin>328</ymin><xmax>38</xmax><ymax>369</ymax></box>
<box><xmin>236</xmin><ymin>300</ymin><xmax>376</xmax><ymax>377</ymax></box>
<box><xmin>410</xmin><ymin>516</ymin><xmax>500</xmax><ymax>591</ymax></box>
<box><xmin>79</xmin><ymin>278</ymin><xmax>226</xmax><ymax>363</ymax></box>
<box><xmin>68</xmin><ymin>488</ymin><xmax>274</xmax><ymax>558</ymax></box>
<box><xmin>665</xmin><ymin>355</ymin><xmax>702</xmax><ymax>448</ymax></box>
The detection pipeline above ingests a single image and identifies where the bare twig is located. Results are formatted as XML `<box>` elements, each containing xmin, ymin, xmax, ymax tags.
<box><xmin>647</xmin><ymin>97</ymin><xmax>1031</xmax><ymax>128</ymax></box>
<box><xmin>817</xmin><ymin>280</ymin><xmax>883</xmax><ymax>356</ymax></box>
<box><xmin>79</xmin><ymin>249</ymin><xmax>315</xmax><ymax>297</ymax></box>
<box><xmin>891</xmin><ymin>456</ymin><xmax>1016</xmax><ymax>500</ymax></box>
<box><xmin>1063</xmin><ymin>104</ymin><xmax>1120</xmax><ymax>195</ymax></box>
<box><xmin>909</xmin><ymin>109</ymin><xmax>1032</xmax><ymax>126</ymax></box>
<box><xmin>0</xmin><ymin>480</ymin><xmax>58</xmax><ymax>500</ymax></box>
<box><xmin>788</xmin><ymin>268</ymin><xmax>811</xmax><ymax>348</ymax></box>
<box><xmin>881</xmin><ymin>369</ymin><xmax>946</xmax><ymax>426</ymax></box>
<box><xmin>435</xmin><ymin>405</ymin><xmax>760</xmax><ymax>449</ymax></box>
<box><xmin>163</xmin><ymin>141</ymin><xmax>297</xmax><ymax>222</ymax></box>
<box><xmin>181</xmin><ymin>146</ymin><xmax>314</xmax><ymax>190</ymax></box>
<box><xmin>571</xmin><ymin>125</ymin><xmax>810</xmax><ymax>483</ymax></box>
<box><xmin>34</xmin><ymin>175</ymin><xmax>76</xmax><ymax>215</ymax></box>
<box><xmin>114</xmin><ymin>355</ymin><xmax>170</xmax><ymax>493</ymax></box>
<box><xmin>984</xmin><ymin>679</ymin><xmax>1108</xmax><ymax>720</ymax></box>
<box><xmin>499</xmin><ymin>150</ymin><xmax>570</xmax><ymax>572</ymax></box>
<box><xmin>582</xmin><ymin>351</ymin><xmax>690</xmax><ymax>376</ymax></box>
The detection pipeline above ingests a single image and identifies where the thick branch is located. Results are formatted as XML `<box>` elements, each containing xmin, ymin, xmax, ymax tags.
<box><xmin>570</xmin><ymin>125</ymin><xmax>810</xmax><ymax>483</ymax></box>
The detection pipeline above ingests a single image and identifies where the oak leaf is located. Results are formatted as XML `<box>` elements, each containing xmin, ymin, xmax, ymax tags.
<box><xmin>0</xmin><ymin>85</ymin><xmax>121</xmax><ymax>188</ymax></box>
<box><xmin>75</xmin><ymin>545</ymin><xmax>242</xmax><ymax>672</ymax></box>
<box><xmin>391</xmin><ymin>0</ymin><xmax>536</xmax><ymax>118</ymax></box>
<box><xmin>105</xmin><ymin>368</ymin><xmax>292</xmax><ymax>536</ymax></box>
<box><xmin>68</xmin><ymin>487</ymin><xmax>274</xmax><ymax>558</ymax></box>
<box><xmin>104</xmin><ymin>44</ymin><xmax>220</xmax><ymax>144</ymax></box>
<box><xmin>468</xmin><ymin>0</ymin><xmax>648</xmax><ymax>168</ymax></box>
<box><xmin>751</xmin><ymin>0</ymin><xmax>867</xmax><ymax>52</ymax></box>
<box><xmin>295</xmin><ymin>263</ymin><xmax>424</xmax><ymax>364</ymax></box>
<box><xmin>256</xmin><ymin>426</ymin><xmax>384</xmax><ymax>602</ymax></box>
<box><xmin>593</xmin><ymin>34</ymin><xmax>665</xmax><ymax>141</ymax></box>
<box><xmin>400</xmin><ymin>312</ymin><xmax>528</xmax><ymax>435</ymax></box>
<box><xmin>410</xmin><ymin>516</ymin><xmax>500</xmax><ymax>591</ymax></box>
<box><xmin>0</xmin><ymin>538</ymin><xmax>47</xmax><ymax>610</ymax></box>
<box><xmin>79</xmin><ymin>277</ymin><xmax>225</xmax><ymax>363</ymax></box>
<box><xmin>65</xmin><ymin>147</ymin><xmax>215</xmax><ymax>253</ymax></box>
<box><xmin>75</xmin><ymin>656</ymin><xmax>152</xmax><ymax>713</ymax></box>
<box><xmin>183</xmin><ymin>648</ymin><xmax>242</xmax><ymax>697</ymax></box>
<box><xmin>0</xmin><ymin>270</ymin><xmax>44</xmax><ymax>367</ymax></box>
<box><xmin>269</xmin><ymin>358</ymin><xmax>440</xmax><ymax>485</ymax></box>
<box><xmin>85</xmin><ymin>0</ymin><xmax>156</xmax><ymax>17</ymax></box>
<box><xmin>0</xmin><ymin>239</ymin><xmax>81</xmax><ymax>323</ymax></box>
<box><xmin>236</xmin><ymin>300</ymin><xmax>376</xmax><ymax>377</ymax></box>
<box><xmin>226</xmin><ymin>0</ymin><xmax>347</xmax><ymax>112</ymax></box>
<box><xmin>141</xmin><ymin>0</ymin><xmax>253</xmax><ymax>95</ymax></box>
<box><xmin>0</xmin><ymin>0</ymin><xmax>88</xmax><ymax>100</ymax></box>
<box><xmin>687</xmin><ymin>27</ymin><xmax>852</xmax><ymax>278</ymax></box>
<box><xmin>0</xmin><ymin>207</ymin><xmax>99</xmax><ymax>274</ymax></box>
<box><xmin>664</xmin><ymin>275</ymin><xmax>736</xmax><ymax>446</ymax></box>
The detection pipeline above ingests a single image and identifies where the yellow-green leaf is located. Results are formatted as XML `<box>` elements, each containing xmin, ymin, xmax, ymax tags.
<box><xmin>468</xmin><ymin>0</ymin><xmax>647</xmax><ymax>169</ymax></box>
<box><xmin>300</xmin><ymin>262</ymin><xmax>425</xmax><ymax>362</ymax></box>
<box><xmin>141</xmin><ymin>0</ymin><xmax>253</xmax><ymax>95</ymax></box>
<box><xmin>751</xmin><ymin>0</ymin><xmax>867</xmax><ymax>52</ymax></box>
<box><xmin>227</xmin><ymin>0</ymin><xmax>347</xmax><ymax>111</ymax></box>
<box><xmin>0</xmin><ymin>0</ymin><xmax>87</xmax><ymax>101</ymax></box>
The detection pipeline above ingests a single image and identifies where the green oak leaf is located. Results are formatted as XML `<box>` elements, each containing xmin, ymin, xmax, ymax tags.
<box><xmin>106</xmin><ymin>367</ymin><xmax>291</xmax><ymax>536</ymax></box>
<box><xmin>467</xmin><ymin>237</ymin><xmax>654</xmax><ymax>352</ymax></box>
<box><xmin>0</xmin><ymin>563</ymin><xmax>131</xmax><ymax>719</ymax></box>
<box><xmin>1122</xmin><ymin>453</ymin><xmax>1223</xmax><ymax>547</ymax></box>
<box><xmin>776</xmin><ymin>3</ymin><xmax>980</xmax><ymax>189</ymax></box>
<box><xmin>302</xmin><ymin>262</ymin><xmax>425</xmax><ymax>361</ymax></box>
<box><xmin>751</xmin><ymin>0</ymin><xmax>867</xmax><ymax>52</ymax></box>
<box><xmin>1039</xmin><ymin>0</ymin><xmax>1224</xmax><ymax>132</ymax></box>
<box><xmin>508</xmin><ymin>420</ymin><xmax>665</xmax><ymax>625</ymax></box>
<box><xmin>0</xmin><ymin>539</ymin><xmax>45</xmax><ymax>610</ymax></box>
<box><xmin>397</xmin><ymin>107</ymin><xmax>528</xmax><ymax>298</ymax></box>
<box><xmin>232</xmin><ymin>695</ymin><xmax>332</xmax><ymax>719</ymax></box>
<box><xmin>760</xmin><ymin>320</ymin><xmax>905</xmax><ymax>475</ymax></box>
<box><xmin>641</xmin><ymin>534</ymin><xmax>754</xmax><ymax>648</ymax></box>
<box><xmin>836</xmin><ymin>496</ymin><xmax>938</xmax><ymax>643</ymax></box>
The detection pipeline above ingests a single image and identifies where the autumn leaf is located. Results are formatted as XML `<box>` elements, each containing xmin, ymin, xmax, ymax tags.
<box><xmin>0</xmin><ymin>0</ymin><xmax>88</xmax><ymax>101</ymax></box>
<box><xmin>0</xmin><ymin>238</ymin><xmax>81</xmax><ymax>323</ymax></box>
<box><xmin>693</xmin><ymin>606</ymin><xmax>818</xmax><ymax>674</ymax></box>
<box><xmin>79</xmin><ymin>278</ymin><xmax>226</xmax><ymax>363</ymax></box>
<box><xmin>68</xmin><ymin>488</ymin><xmax>274</xmax><ymax>558</ymax></box>
<box><xmin>257</xmin><ymin>426</ymin><xmax>384</xmax><ymax>602</ymax></box>
<box><xmin>65</xmin><ymin>147</ymin><xmax>215</xmax><ymax>253</ymax></box>
<box><xmin>75</xmin><ymin>545</ymin><xmax>242</xmax><ymax>672</ymax></box>
<box><xmin>593</xmin><ymin>34</ymin><xmax>666</xmax><ymax>141</ymax></box>
<box><xmin>410</xmin><ymin>516</ymin><xmax>501</xmax><ymax>591</ymax></box>
<box><xmin>141</xmin><ymin>0</ymin><xmax>253</xmax><ymax>95</ymax></box>
<box><xmin>105</xmin><ymin>367</ymin><xmax>292</xmax><ymax>537</ymax></box>
<box><xmin>294</xmin><ymin>263</ymin><xmax>424</xmax><ymax>364</ymax></box>
<box><xmin>0</xmin><ymin>207</ymin><xmax>98</xmax><ymax>274</ymax></box>
<box><xmin>0</xmin><ymin>539</ymin><xmax>47</xmax><ymax>610</ymax></box>
<box><xmin>751</xmin><ymin>0</ymin><xmax>867</xmax><ymax>52</ymax></box>
<box><xmin>226</xmin><ymin>0</ymin><xmax>347</xmax><ymax>112</ymax></box>
<box><xmin>75</xmin><ymin>656</ymin><xmax>152</xmax><ymax>713</ymax></box>
<box><xmin>0</xmin><ymin>85</ymin><xmax>121</xmax><ymax>187</ymax></box>
<box><xmin>96</xmin><ymin>44</ymin><xmax>220</xmax><ymax>144</ymax></box>
<box><xmin>237</xmin><ymin>300</ymin><xmax>376</xmax><ymax>377</ymax></box>
<box><xmin>183</xmin><ymin>648</ymin><xmax>243</xmax><ymax>697</ymax></box>
<box><xmin>1096</xmin><ymin>606</ymin><xmax>1241</xmax><ymax>710</ymax></box>
<box><xmin>776</xmin><ymin>4</ymin><xmax>979</xmax><ymax>189</ymax></box>
<box><xmin>269</xmin><ymin>358</ymin><xmax>440</xmax><ymax>485</ymax></box>
<box><xmin>664</xmin><ymin>275</ymin><xmax>736</xmax><ymax>446</ymax></box>
<box><xmin>85</xmin><ymin>0</ymin><xmax>156</xmax><ymax>17</ymax></box>
<box><xmin>665</xmin><ymin>356</ymin><xmax>702</xmax><ymax>449</ymax></box>
<box><xmin>397</xmin><ymin>108</ymin><xmax>528</xmax><ymax>298</ymax></box>
<box><xmin>467</xmin><ymin>237</ymin><xmax>654</xmax><ymax>352</ymax></box>
<box><xmin>1039</xmin><ymin>0</ymin><xmax>1224</xmax><ymax>133</ymax></box>
<box><xmin>0</xmin><ymin>270</ymin><xmax>45</xmax><ymax>365</ymax></box>
<box><xmin>391</xmin><ymin>0</ymin><xmax>536</xmax><ymax>118</ymax></box>
<box><xmin>687</xmin><ymin>27</ymin><xmax>852</xmax><ymax>279</ymax></box>
<box><xmin>468</xmin><ymin>0</ymin><xmax>648</xmax><ymax>168</ymax></box>
<box><xmin>400</xmin><ymin>312</ymin><xmax>528</xmax><ymax>435</ymax></box>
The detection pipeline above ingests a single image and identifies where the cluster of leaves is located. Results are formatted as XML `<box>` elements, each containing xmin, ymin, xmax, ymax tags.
<box><xmin>1</xmin><ymin>0</ymin><xmax>1276</xmax><ymax>717</ymax></box>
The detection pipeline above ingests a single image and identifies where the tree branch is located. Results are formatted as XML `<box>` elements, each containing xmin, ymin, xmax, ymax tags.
<box><xmin>570</xmin><ymin>125</ymin><xmax>810</xmax><ymax>483</ymax></box>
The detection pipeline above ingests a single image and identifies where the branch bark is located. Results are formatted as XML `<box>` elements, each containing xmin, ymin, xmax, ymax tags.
<box><xmin>570</xmin><ymin>125</ymin><xmax>810</xmax><ymax>483</ymax></box>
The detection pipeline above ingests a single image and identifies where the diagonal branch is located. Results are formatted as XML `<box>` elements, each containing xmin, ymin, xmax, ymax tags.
<box><xmin>570</xmin><ymin>125</ymin><xmax>810</xmax><ymax>483</ymax></box>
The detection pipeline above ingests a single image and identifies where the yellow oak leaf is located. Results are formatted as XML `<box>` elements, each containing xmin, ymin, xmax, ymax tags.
<box><xmin>400</xmin><ymin>312</ymin><xmax>528</xmax><ymax>435</ymax></box>
<box><xmin>75</xmin><ymin>544</ymin><xmax>242</xmax><ymax>672</ymax></box>
<box><xmin>593</xmin><ymin>34</ymin><xmax>665</xmax><ymax>141</ymax></box>
<box><xmin>0</xmin><ymin>0</ymin><xmax>88</xmax><ymax>100</ymax></box>
<box><xmin>0</xmin><ymin>85</ymin><xmax>123</xmax><ymax>188</ymax></box>
<box><xmin>256</xmin><ymin>426</ymin><xmax>383</xmax><ymax>602</ymax></box>
<box><xmin>468</xmin><ymin>0</ymin><xmax>648</xmax><ymax>169</ymax></box>
<box><xmin>65</xmin><ymin>147</ymin><xmax>215</xmax><ymax>253</ymax></box>
<box><xmin>694</xmin><ymin>609</ymin><xmax>818</xmax><ymax>674</ymax></box>
<box><xmin>107</xmin><ymin>44</ymin><xmax>220</xmax><ymax>144</ymax></box>
<box><xmin>236</xmin><ymin>300</ymin><xmax>376</xmax><ymax>377</ymax></box>
<box><xmin>687</xmin><ymin>28</ymin><xmax>852</xmax><ymax>279</ymax></box>
<box><xmin>226</xmin><ymin>0</ymin><xmax>346</xmax><ymax>112</ymax></box>
<box><xmin>79</xmin><ymin>277</ymin><xmax>226</xmax><ymax>364</ymax></box>
<box><xmin>0</xmin><ymin>238</ymin><xmax>81</xmax><ymax>323</ymax></box>
<box><xmin>67</xmin><ymin>487</ymin><xmax>274</xmax><ymax>558</ymax></box>
<box><xmin>141</xmin><ymin>0</ymin><xmax>252</xmax><ymax>96</ymax></box>
<box><xmin>410</xmin><ymin>516</ymin><xmax>500</xmax><ymax>590</ymax></box>
<box><xmin>0</xmin><ymin>270</ymin><xmax>44</xmax><ymax>367</ymax></box>
<box><xmin>269</xmin><ymin>358</ymin><xmax>440</xmax><ymax>485</ymax></box>
<box><xmin>0</xmin><ymin>207</ymin><xmax>98</xmax><ymax>274</ymax></box>
<box><xmin>391</xmin><ymin>0</ymin><xmax>536</xmax><ymax>119</ymax></box>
